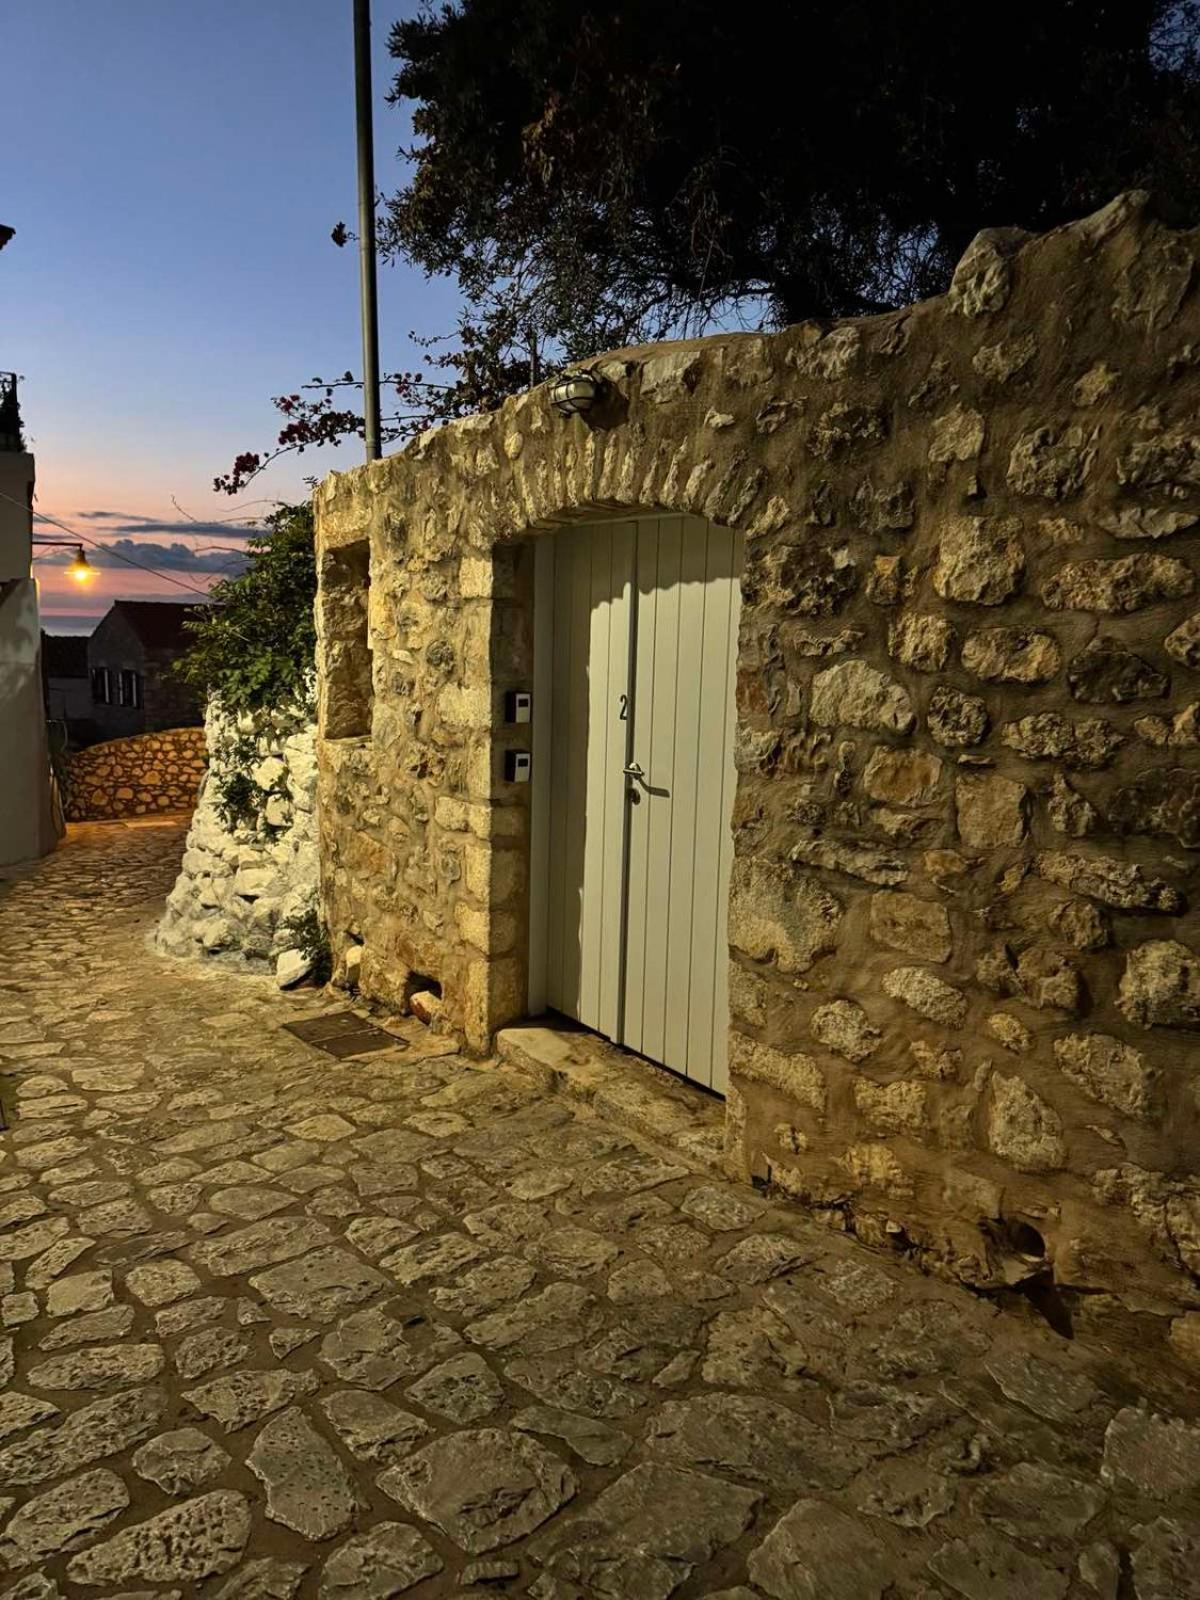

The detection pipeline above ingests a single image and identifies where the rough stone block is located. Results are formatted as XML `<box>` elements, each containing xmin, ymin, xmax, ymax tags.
<box><xmin>956</xmin><ymin>772</ymin><xmax>1028</xmax><ymax>848</ymax></box>
<box><xmin>868</xmin><ymin>891</ymin><xmax>952</xmax><ymax>962</ymax></box>
<box><xmin>933</xmin><ymin>516</ymin><xmax>1025</xmax><ymax>605</ymax></box>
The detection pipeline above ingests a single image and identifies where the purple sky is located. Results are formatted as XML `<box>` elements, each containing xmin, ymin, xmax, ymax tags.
<box><xmin>6</xmin><ymin>0</ymin><xmax>461</xmax><ymax>630</ymax></box>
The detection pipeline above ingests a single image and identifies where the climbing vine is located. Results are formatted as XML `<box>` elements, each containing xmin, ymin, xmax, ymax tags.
<box><xmin>212</xmin><ymin>762</ymin><xmax>262</xmax><ymax>833</ymax></box>
<box><xmin>175</xmin><ymin>501</ymin><xmax>318</xmax><ymax>833</ymax></box>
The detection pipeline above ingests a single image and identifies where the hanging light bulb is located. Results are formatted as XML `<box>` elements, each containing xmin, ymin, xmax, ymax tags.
<box><xmin>67</xmin><ymin>546</ymin><xmax>95</xmax><ymax>583</ymax></box>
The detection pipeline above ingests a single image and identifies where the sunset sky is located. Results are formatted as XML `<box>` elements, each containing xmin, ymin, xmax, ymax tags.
<box><xmin>7</xmin><ymin>0</ymin><xmax>460</xmax><ymax>631</ymax></box>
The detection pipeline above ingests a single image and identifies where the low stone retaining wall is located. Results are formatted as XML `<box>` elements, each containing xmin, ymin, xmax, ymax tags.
<box><xmin>64</xmin><ymin>728</ymin><xmax>207</xmax><ymax>820</ymax></box>
<box><xmin>155</xmin><ymin>701</ymin><xmax>319</xmax><ymax>968</ymax></box>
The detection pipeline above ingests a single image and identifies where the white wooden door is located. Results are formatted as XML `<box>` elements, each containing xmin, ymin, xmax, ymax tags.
<box><xmin>534</xmin><ymin>513</ymin><xmax>742</xmax><ymax>1094</ymax></box>
<box><xmin>539</xmin><ymin>519</ymin><xmax>634</xmax><ymax>1043</ymax></box>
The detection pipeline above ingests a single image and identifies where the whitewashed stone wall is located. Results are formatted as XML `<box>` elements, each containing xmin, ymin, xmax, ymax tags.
<box><xmin>155</xmin><ymin>699</ymin><xmax>318</xmax><ymax>967</ymax></box>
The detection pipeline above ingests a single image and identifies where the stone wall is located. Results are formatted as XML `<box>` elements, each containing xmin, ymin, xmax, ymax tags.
<box><xmin>155</xmin><ymin>701</ymin><xmax>319</xmax><ymax>969</ymax></box>
<box><xmin>314</xmin><ymin>192</ymin><xmax>1200</xmax><ymax>1310</ymax></box>
<box><xmin>64</xmin><ymin>727</ymin><xmax>207</xmax><ymax>820</ymax></box>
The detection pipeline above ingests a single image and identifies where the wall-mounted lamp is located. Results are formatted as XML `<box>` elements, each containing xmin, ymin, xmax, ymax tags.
<box><xmin>32</xmin><ymin>539</ymin><xmax>97</xmax><ymax>584</ymax></box>
<box><xmin>549</xmin><ymin>369</ymin><xmax>604</xmax><ymax>417</ymax></box>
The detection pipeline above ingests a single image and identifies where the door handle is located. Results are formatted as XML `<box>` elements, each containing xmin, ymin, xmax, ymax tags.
<box><xmin>623</xmin><ymin>761</ymin><xmax>649</xmax><ymax>798</ymax></box>
<box><xmin>623</xmin><ymin>761</ymin><xmax>669</xmax><ymax>799</ymax></box>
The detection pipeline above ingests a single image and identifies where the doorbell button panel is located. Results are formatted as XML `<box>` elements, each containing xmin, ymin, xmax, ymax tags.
<box><xmin>505</xmin><ymin>690</ymin><xmax>533</xmax><ymax>724</ymax></box>
<box><xmin>504</xmin><ymin>750</ymin><xmax>532</xmax><ymax>783</ymax></box>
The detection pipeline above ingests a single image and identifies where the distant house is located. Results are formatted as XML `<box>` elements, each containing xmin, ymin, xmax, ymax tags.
<box><xmin>87</xmin><ymin>600</ymin><xmax>205</xmax><ymax>739</ymax></box>
<box><xmin>41</xmin><ymin>631</ymin><xmax>92</xmax><ymax>731</ymax></box>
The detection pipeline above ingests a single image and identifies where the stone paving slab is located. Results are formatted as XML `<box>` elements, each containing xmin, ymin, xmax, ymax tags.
<box><xmin>0</xmin><ymin>820</ymin><xmax>1198</xmax><ymax>1598</ymax></box>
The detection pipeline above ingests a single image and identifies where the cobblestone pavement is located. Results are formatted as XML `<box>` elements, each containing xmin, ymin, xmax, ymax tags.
<box><xmin>1</xmin><ymin>820</ymin><xmax>1199</xmax><ymax>1600</ymax></box>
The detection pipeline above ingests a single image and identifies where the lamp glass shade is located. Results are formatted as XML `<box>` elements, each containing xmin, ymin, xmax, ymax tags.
<box><xmin>68</xmin><ymin>546</ymin><xmax>95</xmax><ymax>583</ymax></box>
<box><xmin>550</xmin><ymin>371</ymin><xmax>600</xmax><ymax>416</ymax></box>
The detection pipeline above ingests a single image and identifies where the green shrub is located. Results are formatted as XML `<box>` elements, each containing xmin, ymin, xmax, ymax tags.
<box><xmin>176</xmin><ymin>501</ymin><xmax>316</xmax><ymax>833</ymax></box>
<box><xmin>279</xmin><ymin>907</ymin><xmax>332</xmax><ymax>985</ymax></box>
<box><xmin>175</xmin><ymin>501</ymin><xmax>317</xmax><ymax>714</ymax></box>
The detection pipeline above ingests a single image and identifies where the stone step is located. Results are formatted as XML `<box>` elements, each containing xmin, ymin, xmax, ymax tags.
<box><xmin>495</xmin><ymin>1021</ymin><xmax>727</xmax><ymax>1178</ymax></box>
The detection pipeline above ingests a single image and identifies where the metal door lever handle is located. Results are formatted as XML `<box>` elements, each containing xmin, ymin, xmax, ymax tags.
<box><xmin>622</xmin><ymin>762</ymin><xmax>644</xmax><ymax>779</ymax></box>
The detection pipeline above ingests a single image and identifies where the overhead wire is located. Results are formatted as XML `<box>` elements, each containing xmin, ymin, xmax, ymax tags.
<box><xmin>0</xmin><ymin>489</ymin><xmax>263</xmax><ymax>649</ymax></box>
<box><xmin>0</xmin><ymin>490</ymin><xmax>235</xmax><ymax>601</ymax></box>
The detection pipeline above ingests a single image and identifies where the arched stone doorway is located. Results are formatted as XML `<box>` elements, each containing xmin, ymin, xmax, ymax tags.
<box><xmin>315</xmin><ymin>194</ymin><xmax>1200</xmax><ymax>1310</ymax></box>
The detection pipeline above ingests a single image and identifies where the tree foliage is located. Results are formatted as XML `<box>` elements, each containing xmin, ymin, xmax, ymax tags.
<box><xmin>218</xmin><ymin>0</ymin><xmax>1200</xmax><ymax>493</ymax></box>
<box><xmin>175</xmin><ymin>502</ymin><xmax>316</xmax><ymax>712</ymax></box>
<box><xmin>387</xmin><ymin>0</ymin><xmax>1200</xmax><ymax>325</ymax></box>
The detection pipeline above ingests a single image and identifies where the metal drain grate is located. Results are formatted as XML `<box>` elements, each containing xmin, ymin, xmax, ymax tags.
<box><xmin>282</xmin><ymin>1010</ymin><xmax>405</xmax><ymax>1059</ymax></box>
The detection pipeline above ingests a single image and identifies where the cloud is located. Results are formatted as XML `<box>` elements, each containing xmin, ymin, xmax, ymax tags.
<box><xmin>72</xmin><ymin>509</ymin><xmax>260</xmax><ymax>540</ymax></box>
<box><xmin>74</xmin><ymin>509</ymin><xmax>156</xmax><ymax>522</ymax></box>
<box><xmin>39</xmin><ymin>539</ymin><xmax>249</xmax><ymax>575</ymax></box>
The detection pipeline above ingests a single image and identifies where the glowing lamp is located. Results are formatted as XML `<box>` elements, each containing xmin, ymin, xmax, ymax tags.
<box><xmin>549</xmin><ymin>369</ymin><xmax>603</xmax><ymax>417</ymax></box>
<box><xmin>67</xmin><ymin>546</ymin><xmax>95</xmax><ymax>583</ymax></box>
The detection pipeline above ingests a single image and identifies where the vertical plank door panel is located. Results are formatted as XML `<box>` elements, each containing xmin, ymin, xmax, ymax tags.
<box><xmin>577</xmin><ymin>522</ymin><xmax>614</xmax><ymax>1031</ymax></box>
<box><xmin>598</xmin><ymin>522</ymin><xmax>635</xmax><ymax>1040</ymax></box>
<box><xmin>660</xmin><ymin>518</ymin><xmax>709</xmax><ymax>1077</ymax></box>
<box><xmin>620</xmin><ymin>517</ymin><xmax>658</xmax><ymax>1051</ymax></box>
<box><xmin>636</xmin><ymin>515</ymin><xmax>683</xmax><ymax>1065</ymax></box>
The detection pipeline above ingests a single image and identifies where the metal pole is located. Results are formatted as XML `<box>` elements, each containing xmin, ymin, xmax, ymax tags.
<box><xmin>353</xmin><ymin>0</ymin><xmax>382</xmax><ymax>461</ymax></box>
